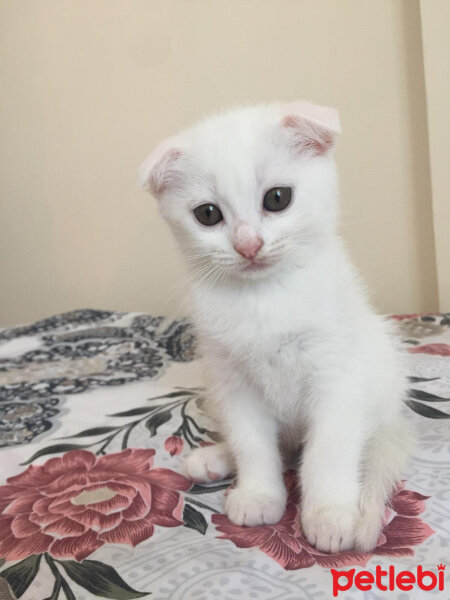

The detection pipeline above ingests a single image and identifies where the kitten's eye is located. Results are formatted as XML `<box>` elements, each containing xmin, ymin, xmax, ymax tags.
<box><xmin>263</xmin><ymin>187</ymin><xmax>292</xmax><ymax>212</ymax></box>
<box><xmin>193</xmin><ymin>203</ymin><xmax>224</xmax><ymax>226</ymax></box>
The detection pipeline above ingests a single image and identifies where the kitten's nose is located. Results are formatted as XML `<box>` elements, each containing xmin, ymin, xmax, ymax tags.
<box><xmin>233</xmin><ymin>224</ymin><xmax>264</xmax><ymax>260</ymax></box>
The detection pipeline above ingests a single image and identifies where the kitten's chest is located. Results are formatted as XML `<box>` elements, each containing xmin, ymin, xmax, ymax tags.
<box><xmin>195</xmin><ymin>293</ymin><xmax>316</xmax><ymax>390</ymax></box>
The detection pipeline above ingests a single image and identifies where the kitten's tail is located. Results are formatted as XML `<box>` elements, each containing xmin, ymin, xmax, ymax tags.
<box><xmin>355</xmin><ymin>420</ymin><xmax>414</xmax><ymax>551</ymax></box>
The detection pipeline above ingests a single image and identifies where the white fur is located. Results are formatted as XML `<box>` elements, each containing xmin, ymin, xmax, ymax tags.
<box><xmin>141</xmin><ymin>102</ymin><xmax>411</xmax><ymax>552</ymax></box>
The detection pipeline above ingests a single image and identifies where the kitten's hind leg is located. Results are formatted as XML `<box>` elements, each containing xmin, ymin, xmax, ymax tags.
<box><xmin>355</xmin><ymin>421</ymin><xmax>413</xmax><ymax>551</ymax></box>
<box><xmin>183</xmin><ymin>442</ymin><xmax>234</xmax><ymax>483</ymax></box>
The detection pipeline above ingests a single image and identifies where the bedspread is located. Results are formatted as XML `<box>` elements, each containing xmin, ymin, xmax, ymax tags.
<box><xmin>0</xmin><ymin>310</ymin><xmax>449</xmax><ymax>600</ymax></box>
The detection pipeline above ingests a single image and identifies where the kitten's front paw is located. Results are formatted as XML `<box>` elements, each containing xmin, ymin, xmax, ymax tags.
<box><xmin>354</xmin><ymin>506</ymin><xmax>383</xmax><ymax>551</ymax></box>
<box><xmin>225</xmin><ymin>487</ymin><xmax>287</xmax><ymax>527</ymax></box>
<box><xmin>183</xmin><ymin>444</ymin><xmax>233</xmax><ymax>483</ymax></box>
<box><xmin>301</xmin><ymin>504</ymin><xmax>358</xmax><ymax>553</ymax></box>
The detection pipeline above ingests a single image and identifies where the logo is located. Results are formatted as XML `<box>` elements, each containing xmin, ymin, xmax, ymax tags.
<box><xmin>331</xmin><ymin>564</ymin><xmax>445</xmax><ymax>597</ymax></box>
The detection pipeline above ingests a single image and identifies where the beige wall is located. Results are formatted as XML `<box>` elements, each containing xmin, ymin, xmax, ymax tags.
<box><xmin>420</xmin><ymin>0</ymin><xmax>450</xmax><ymax>311</ymax></box>
<box><xmin>0</xmin><ymin>0</ymin><xmax>442</xmax><ymax>326</ymax></box>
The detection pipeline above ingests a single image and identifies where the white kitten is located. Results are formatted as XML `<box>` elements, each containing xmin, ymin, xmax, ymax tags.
<box><xmin>140</xmin><ymin>102</ymin><xmax>412</xmax><ymax>552</ymax></box>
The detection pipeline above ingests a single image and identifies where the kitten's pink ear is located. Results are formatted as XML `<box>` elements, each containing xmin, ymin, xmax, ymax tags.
<box><xmin>139</xmin><ymin>136</ymin><xmax>187</xmax><ymax>196</ymax></box>
<box><xmin>280</xmin><ymin>101</ymin><xmax>341</xmax><ymax>156</ymax></box>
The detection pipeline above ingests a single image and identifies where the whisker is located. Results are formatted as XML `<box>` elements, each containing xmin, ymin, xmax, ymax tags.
<box><xmin>192</xmin><ymin>263</ymin><xmax>219</xmax><ymax>289</ymax></box>
<box><xmin>208</xmin><ymin>265</ymin><xmax>225</xmax><ymax>290</ymax></box>
<box><xmin>162</xmin><ymin>260</ymin><xmax>215</xmax><ymax>306</ymax></box>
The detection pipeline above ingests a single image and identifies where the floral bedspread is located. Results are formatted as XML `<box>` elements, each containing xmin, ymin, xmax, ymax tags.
<box><xmin>0</xmin><ymin>309</ymin><xmax>449</xmax><ymax>600</ymax></box>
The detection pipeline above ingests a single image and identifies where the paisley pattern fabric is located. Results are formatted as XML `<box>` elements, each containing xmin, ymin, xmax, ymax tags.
<box><xmin>0</xmin><ymin>310</ymin><xmax>448</xmax><ymax>599</ymax></box>
<box><xmin>0</xmin><ymin>310</ymin><xmax>196</xmax><ymax>447</ymax></box>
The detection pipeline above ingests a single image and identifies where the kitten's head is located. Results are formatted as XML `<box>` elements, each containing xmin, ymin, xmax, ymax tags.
<box><xmin>140</xmin><ymin>101</ymin><xmax>340</xmax><ymax>281</ymax></box>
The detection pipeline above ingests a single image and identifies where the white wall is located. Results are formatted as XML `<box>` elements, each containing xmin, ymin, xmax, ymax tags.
<box><xmin>0</xmin><ymin>0</ymin><xmax>440</xmax><ymax>326</ymax></box>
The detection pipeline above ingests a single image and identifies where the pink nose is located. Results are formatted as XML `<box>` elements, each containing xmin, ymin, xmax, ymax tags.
<box><xmin>233</xmin><ymin>237</ymin><xmax>264</xmax><ymax>260</ymax></box>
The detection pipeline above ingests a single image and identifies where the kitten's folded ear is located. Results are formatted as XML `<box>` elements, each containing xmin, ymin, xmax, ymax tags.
<box><xmin>139</xmin><ymin>136</ymin><xmax>187</xmax><ymax>196</ymax></box>
<box><xmin>279</xmin><ymin>101</ymin><xmax>341</xmax><ymax>156</ymax></box>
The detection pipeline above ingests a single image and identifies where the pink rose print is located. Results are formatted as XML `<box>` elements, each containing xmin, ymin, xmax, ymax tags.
<box><xmin>164</xmin><ymin>435</ymin><xmax>184</xmax><ymax>456</ymax></box>
<box><xmin>390</xmin><ymin>314</ymin><xmax>423</xmax><ymax>321</ymax></box>
<box><xmin>0</xmin><ymin>448</ymin><xmax>192</xmax><ymax>562</ymax></box>
<box><xmin>409</xmin><ymin>343</ymin><xmax>450</xmax><ymax>357</ymax></box>
<box><xmin>213</xmin><ymin>471</ymin><xmax>434</xmax><ymax>570</ymax></box>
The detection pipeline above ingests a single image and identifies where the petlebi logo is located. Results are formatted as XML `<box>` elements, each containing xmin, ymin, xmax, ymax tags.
<box><xmin>331</xmin><ymin>563</ymin><xmax>446</xmax><ymax>597</ymax></box>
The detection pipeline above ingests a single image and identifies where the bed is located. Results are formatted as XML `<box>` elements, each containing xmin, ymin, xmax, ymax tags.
<box><xmin>0</xmin><ymin>309</ymin><xmax>449</xmax><ymax>599</ymax></box>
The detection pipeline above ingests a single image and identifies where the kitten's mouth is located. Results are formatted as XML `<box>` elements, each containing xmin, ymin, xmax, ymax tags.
<box><xmin>241</xmin><ymin>260</ymin><xmax>271</xmax><ymax>272</ymax></box>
